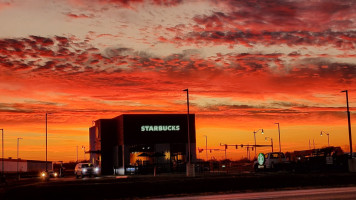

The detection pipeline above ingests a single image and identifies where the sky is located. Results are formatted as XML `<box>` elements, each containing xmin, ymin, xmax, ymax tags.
<box><xmin>0</xmin><ymin>0</ymin><xmax>355</xmax><ymax>162</ymax></box>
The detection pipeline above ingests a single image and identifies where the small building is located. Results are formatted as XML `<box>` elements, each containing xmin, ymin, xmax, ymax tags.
<box><xmin>89</xmin><ymin>114</ymin><xmax>196</xmax><ymax>175</ymax></box>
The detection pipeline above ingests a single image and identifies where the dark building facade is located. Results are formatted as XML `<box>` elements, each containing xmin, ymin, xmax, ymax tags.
<box><xmin>89</xmin><ymin>114</ymin><xmax>196</xmax><ymax>175</ymax></box>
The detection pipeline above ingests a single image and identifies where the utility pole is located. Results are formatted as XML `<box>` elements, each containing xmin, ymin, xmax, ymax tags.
<box><xmin>1</xmin><ymin>129</ymin><xmax>4</xmax><ymax>181</ymax></box>
<box><xmin>225</xmin><ymin>145</ymin><xmax>227</xmax><ymax>160</ymax></box>
<box><xmin>313</xmin><ymin>139</ymin><xmax>315</xmax><ymax>149</ymax></box>
<box><xmin>265</xmin><ymin>137</ymin><xmax>273</xmax><ymax>152</ymax></box>
<box><xmin>45</xmin><ymin>113</ymin><xmax>48</xmax><ymax>172</ymax></box>
<box><xmin>82</xmin><ymin>146</ymin><xmax>86</xmax><ymax>161</ymax></box>
<box><xmin>204</xmin><ymin>135</ymin><xmax>208</xmax><ymax>161</ymax></box>
<box><xmin>183</xmin><ymin>89</ymin><xmax>192</xmax><ymax>176</ymax></box>
<box><xmin>275</xmin><ymin>123</ymin><xmax>281</xmax><ymax>152</ymax></box>
<box><xmin>253</xmin><ymin>129</ymin><xmax>264</xmax><ymax>157</ymax></box>
<box><xmin>342</xmin><ymin>90</ymin><xmax>353</xmax><ymax>157</ymax></box>
<box><xmin>17</xmin><ymin>138</ymin><xmax>23</xmax><ymax>179</ymax></box>
<box><xmin>320</xmin><ymin>131</ymin><xmax>330</xmax><ymax>147</ymax></box>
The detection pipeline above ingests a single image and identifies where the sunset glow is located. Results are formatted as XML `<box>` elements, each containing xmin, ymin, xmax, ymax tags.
<box><xmin>0</xmin><ymin>0</ymin><xmax>355</xmax><ymax>162</ymax></box>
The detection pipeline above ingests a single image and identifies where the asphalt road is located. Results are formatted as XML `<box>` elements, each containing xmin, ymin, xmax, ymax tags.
<box><xmin>1</xmin><ymin>172</ymin><xmax>356</xmax><ymax>199</ymax></box>
<box><xmin>156</xmin><ymin>187</ymin><xmax>356</xmax><ymax>200</ymax></box>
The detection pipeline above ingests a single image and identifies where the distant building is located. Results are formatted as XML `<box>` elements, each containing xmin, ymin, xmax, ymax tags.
<box><xmin>89</xmin><ymin>114</ymin><xmax>196</xmax><ymax>175</ymax></box>
<box><xmin>0</xmin><ymin>158</ymin><xmax>53</xmax><ymax>173</ymax></box>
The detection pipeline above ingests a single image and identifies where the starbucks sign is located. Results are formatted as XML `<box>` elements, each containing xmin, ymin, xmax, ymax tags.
<box><xmin>258</xmin><ymin>153</ymin><xmax>265</xmax><ymax>165</ymax></box>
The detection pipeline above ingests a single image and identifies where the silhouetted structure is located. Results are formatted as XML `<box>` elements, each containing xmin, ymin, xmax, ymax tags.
<box><xmin>0</xmin><ymin>158</ymin><xmax>53</xmax><ymax>173</ymax></box>
<box><xmin>89</xmin><ymin>114</ymin><xmax>196</xmax><ymax>175</ymax></box>
<box><xmin>286</xmin><ymin>146</ymin><xmax>348</xmax><ymax>171</ymax></box>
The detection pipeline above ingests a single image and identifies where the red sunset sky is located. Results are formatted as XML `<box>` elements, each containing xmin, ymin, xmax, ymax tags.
<box><xmin>0</xmin><ymin>0</ymin><xmax>355</xmax><ymax>162</ymax></box>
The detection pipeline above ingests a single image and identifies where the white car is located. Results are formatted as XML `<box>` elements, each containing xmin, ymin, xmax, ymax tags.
<box><xmin>74</xmin><ymin>163</ymin><xmax>100</xmax><ymax>178</ymax></box>
<box><xmin>254</xmin><ymin>152</ymin><xmax>287</xmax><ymax>171</ymax></box>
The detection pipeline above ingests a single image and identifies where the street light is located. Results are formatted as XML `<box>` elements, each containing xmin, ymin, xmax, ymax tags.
<box><xmin>203</xmin><ymin>135</ymin><xmax>208</xmax><ymax>161</ymax></box>
<box><xmin>17</xmin><ymin>138</ymin><xmax>23</xmax><ymax>178</ymax></box>
<box><xmin>1</xmin><ymin>128</ymin><xmax>4</xmax><ymax>180</ymax></box>
<box><xmin>253</xmin><ymin>129</ymin><xmax>264</xmax><ymax>157</ymax></box>
<box><xmin>275</xmin><ymin>123</ymin><xmax>282</xmax><ymax>152</ymax></box>
<box><xmin>183</xmin><ymin>89</ymin><xmax>191</xmax><ymax>164</ymax></box>
<box><xmin>320</xmin><ymin>131</ymin><xmax>330</xmax><ymax>146</ymax></box>
<box><xmin>82</xmin><ymin>146</ymin><xmax>86</xmax><ymax>161</ymax></box>
<box><xmin>341</xmin><ymin>90</ymin><xmax>353</xmax><ymax>157</ymax></box>
<box><xmin>45</xmin><ymin>112</ymin><xmax>51</xmax><ymax>172</ymax></box>
<box><xmin>183</xmin><ymin>88</ymin><xmax>193</xmax><ymax>177</ymax></box>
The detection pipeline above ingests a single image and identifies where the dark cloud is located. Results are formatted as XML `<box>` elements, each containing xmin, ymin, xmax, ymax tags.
<box><xmin>218</xmin><ymin>0</ymin><xmax>355</xmax><ymax>30</ymax></box>
<box><xmin>30</xmin><ymin>36</ymin><xmax>54</xmax><ymax>46</ymax></box>
<box><xmin>294</xmin><ymin>58</ymin><xmax>356</xmax><ymax>80</ymax></box>
<box><xmin>24</xmin><ymin>100</ymin><xmax>63</xmax><ymax>106</ymax></box>
<box><xmin>104</xmin><ymin>47</ymin><xmax>135</xmax><ymax>58</ymax></box>
<box><xmin>0</xmin><ymin>34</ymin><xmax>354</xmax><ymax>100</ymax></box>
<box><xmin>65</xmin><ymin>13</ymin><xmax>93</xmax><ymax>19</ymax></box>
<box><xmin>0</xmin><ymin>36</ymin><xmax>99</xmax><ymax>73</ymax></box>
<box><xmin>0</xmin><ymin>103</ymin><xmax>33</xmax><ymax>113</ymax></box>
<box><xmin>176</xmin><ymin>0</ymin><xmax>356</xmax><ymax>49</ymax></box>
<box><xmin>152</xmin><ymin>0</ymin><xmax>182</xmax><ymax>6</ymax></box>
<box><xmin>55</xmin><ymin>36</ymin><xmax>70</xmax><ymax>46</ymax></box>
<box><xmin>74</xmin><ymin>0</ymin><xmax>184</xmax><ymax>8</ymax></box>
<box><xmin>176</xmin><ymin>30</ymin><xmax>356</xmax><ymax>49</ymax></box>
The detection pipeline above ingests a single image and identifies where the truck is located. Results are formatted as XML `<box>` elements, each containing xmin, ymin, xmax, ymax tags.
<box><xmin>287</xmin><ymin>146</ymin><xmax>348</xmax><ymax>172</ymax></box>
<box><xmin>253</xmin><ymin>152</ymin><xmax>288</xmax><ymax>171</ymax></box>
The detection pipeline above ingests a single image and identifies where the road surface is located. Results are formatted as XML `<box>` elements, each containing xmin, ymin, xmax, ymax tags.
<box><xmin>155</xmin><ymin>187</ymin><xmax>356</xmax><ymax>200</ymax></box>
<box><xmin>2</xmin><ymin>173</ymin><xmax>356</xmax><ymax>199</ymax></box>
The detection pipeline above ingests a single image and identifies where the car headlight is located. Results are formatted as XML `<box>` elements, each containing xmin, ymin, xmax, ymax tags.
<box><xmin>82</xmin><ymin>168</ymin><xmax>87</xmax><ymax>173</ymax></box>
<box><xmin>54</xmin><ymin>172</ymin><xmax>58</xmax><ymax>177</ymax></box>
<box><xmin>41</xmin><ymin>172</ymin><xmax>47</xmax><ymax>177</ymax></box>
<box><xmin>95</xmin><ymin>167</ymin><xmax>99</xmax><ymax>172</ymax></box>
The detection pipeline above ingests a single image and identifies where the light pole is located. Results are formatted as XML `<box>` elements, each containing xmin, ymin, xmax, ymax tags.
<box><xmin>320</xmin><ymin>131</ymin><xmax>330</xmax><ymax>146</ymax></box>
<box><xmin>253</xmin><ymin>129</ymin><xmax>264</xmax><ymax>157</ymax></box>
<box><xmin>341</xmin><ymin>90</ymin><xmax>353</xmax><ymax>157</ymax></box>
<box><xmin>82</xmin><ymin>146</ymin><xmax>86</xmax><ymax>161</ymax></box>
<box><xmin>275</xmin><ymin>123</ymin><xmax>281</xmax><ymax>152</ymax></box>
<box><xmin>313</xmin><ymin>139</ymin><xmax>315</xmax><ymax>149</ymax></box>
<box><xmin>265</xmin><ymin>137</ymin><xmax>273</xmax><ymax>152</ymax></box>
<box><xmin>17</xmin><ymin>138</ymin><xmax>23</xmax><ymax>177</ymax></box>
<box><xmin>183</xmin><ymin>89</ymin><xmax>191</xmax><ymax>164</ymax></box>
<box><xmin>203</xmin><ymin>135</ymin><xmax>208</xmax><ymax>161</ymax></box>
<box><xmin>1</xmin><ymin>129</ymin><xmax>4</xmax><ymax>179</ymax></box>
<box><xmin>46</xmin><ymin>113</ymin><xmax>48</xmax><ymax>172</ymax></box>
<box><xmin>45</xmin><ymin>112</ymin><xmax>52</xmax><ymax>172</ymax></box>
<box><xmin>183</xmin><ymin>88</ymin><xmax>193</xmax><ymax>176</ymax></box>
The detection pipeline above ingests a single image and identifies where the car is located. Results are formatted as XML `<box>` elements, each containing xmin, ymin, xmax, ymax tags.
<box><xmin>74</xmin><ymin>163</ymin><xmax>100</xmax><ymax>178</ymax></box>
<box><xmin>254</xmin><ymin>152</ymin><xmax>288</xmax><ymax>171</ymax></box>
<box><xmin>40</xmin><ymin>170</ymin><xmax>58</xmax><ymax>179</ymax></box>
<box><xmin>48</xmin><ymin>170</ymin><xmax>58</xmax><ymax>177</ymax></box>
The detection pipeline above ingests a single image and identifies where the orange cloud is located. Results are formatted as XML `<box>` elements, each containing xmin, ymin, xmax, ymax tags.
<box><xmin>0</xmin><ymin>0</ymin><xmax>355</xmax><ymax>162</ymax></box>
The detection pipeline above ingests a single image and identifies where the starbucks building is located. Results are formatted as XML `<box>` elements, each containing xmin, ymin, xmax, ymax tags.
<box><xmin>89</xmin><ymin>114</ymin><xmax>196</xmax><ymax>175</ymax></box>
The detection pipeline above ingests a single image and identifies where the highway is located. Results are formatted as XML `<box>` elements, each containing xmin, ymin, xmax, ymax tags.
<box><xmin>156</xmin><ymin>187</ymin><xmax>356</xmax><ymax>200</ymax></box>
